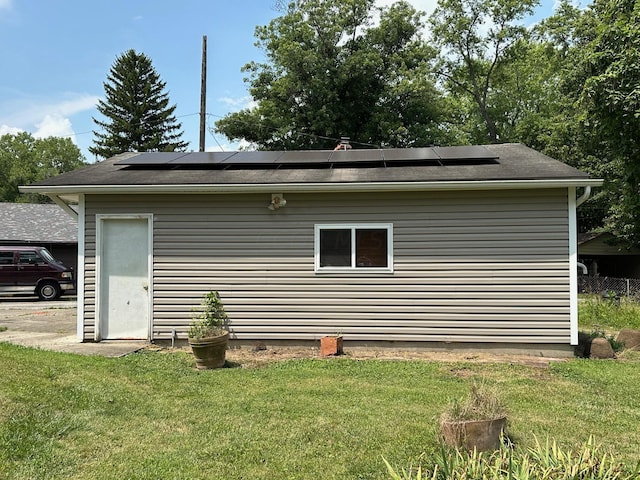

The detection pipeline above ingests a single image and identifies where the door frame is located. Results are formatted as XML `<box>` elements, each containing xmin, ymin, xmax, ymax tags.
<box><xmin>95</xmin><ymin>214</ymin><xmax>153</xmax><ymax>342</ymax></box>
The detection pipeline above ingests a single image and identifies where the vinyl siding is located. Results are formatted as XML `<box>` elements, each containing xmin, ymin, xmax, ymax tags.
<box><xmin>82</xmin><ymin>189</ymin><xmax>571</xmax><ymax>343</ymax></box>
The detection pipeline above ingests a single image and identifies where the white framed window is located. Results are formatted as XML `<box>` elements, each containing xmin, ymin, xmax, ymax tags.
<box><xmin>314</xmin><ymin>224</ymin><xmax>393</xmax><ymax>273</ymax></box>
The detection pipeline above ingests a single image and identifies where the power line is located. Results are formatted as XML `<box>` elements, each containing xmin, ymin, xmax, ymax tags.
<box><xmin>203</xmin><ymin>112</ymin><xmax>381</xmax><ymax>149</ymax></box>
<box><xmin>58</xmin><ymin>110</ymin><xmax>381</xmax><ymax>150</ymax></box>
<box><xmin>58</xmin><ymin>112</ymin><xmax>202</xmax><ymax>139</ymax></box>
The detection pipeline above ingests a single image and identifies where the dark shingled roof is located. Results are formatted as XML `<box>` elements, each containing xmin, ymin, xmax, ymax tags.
<box><xmin>0</xmin><ymin>203</ymin><xmax>77</xmax><ymax>243</ymax></box>
<box><xmin>25</xmin><ymin>143</ymin><xmax>594</xmax><ymax>190</ymax></box>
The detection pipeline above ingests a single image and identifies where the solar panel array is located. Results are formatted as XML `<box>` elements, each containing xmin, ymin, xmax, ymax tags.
<box><xmin>115</xmin><ymin>146</ymin><xmax>499</xmax><ymax>169</ymax></box>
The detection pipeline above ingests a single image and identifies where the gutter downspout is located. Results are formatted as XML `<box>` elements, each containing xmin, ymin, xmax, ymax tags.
<box><xmin>576</xmin><ymin>186</ymin><xmax>591</xmax><ymax>207</ymax></box>
<box><xmin>569</xmin><ymin>185</ymin><xmax>593</xmax><ymax>346</ymax></box>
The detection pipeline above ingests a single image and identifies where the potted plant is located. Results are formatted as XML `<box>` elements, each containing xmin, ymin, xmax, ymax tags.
<box><xmin>188</xmin><ymin>290</ymin><xmax>229</xmax><ymax>369</ymax></box>
<box><xmin>439</xmin><ymin>382</ymin><xmax>507</xmax><ymax>451</ymax></box>
<box><xmin>320</xmin><ymin>333</ymin><xmax>344</xmax><ymax>356</ymax></box>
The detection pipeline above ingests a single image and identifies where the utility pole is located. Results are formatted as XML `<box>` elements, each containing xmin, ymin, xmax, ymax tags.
<box><xmin>199</xmin><ymin>35</ymin><xmax>207</xmax><ymax>152</ymax></box>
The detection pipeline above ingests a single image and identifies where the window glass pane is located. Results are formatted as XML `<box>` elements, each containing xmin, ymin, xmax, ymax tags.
<box><xmin>0</xmin><ymin>252</ymin><xmax>13</xmax><ymax>264</ymax></box>
<box><xmin>39</xmin><ymin>248</ymin><xmax>57</xmax><ymax>263</ymax></box>
<box><xmin>18</xmin><ymin>252</ymin><xmax>41</xmax><ymax>264</ymax></box>
<box><xmin>356</xmin><ymin>229</ymin><xmax>388</xmax><ymax>267</ymax></box>
<box><xmin>320</xmin><ymin>229</ymin><xmax>351</xmax><ymax>267</ymax></box>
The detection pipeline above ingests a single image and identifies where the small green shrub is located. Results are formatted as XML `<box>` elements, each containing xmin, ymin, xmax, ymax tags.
<box><xmin>188</xmin><ymin>290</ymin><xmax>229</xmax><ymax>339</ymax></box>
<box><xmin>384</xmin><ymin>436</ymin><xmax>640</xmax><ymax>479</ymax></box>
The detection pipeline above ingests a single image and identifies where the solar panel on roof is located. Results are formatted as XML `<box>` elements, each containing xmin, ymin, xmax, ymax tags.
<box><xmin>220</xmin><ymin>151</ymin><xmax>284</xmax><ymax>164</ymax></box>
<box><xmin>382</xmin><ymin>148</ymin><xmax>441</xmax><ymax>162</ymax></box>
<box><xmin>114</xmin><ymin>152</ymin><xmax>189</xmax><ymax>165</ymax></box>
<box><xmin>330</xmin><ymin>149</ymin><xmax>384</xmax><ymax>163</ymax></box>
<box><xmin>169</xmin><ymin>151</ymin><xmax>236</xmax><ymax>164</ymax></box>
<box><xmin>115</xmin><ymin>146</ymin><xmax>500</xmax><ymax>169</ymax></box>
<box><xmin>277</xmin><ymin>150</ymin><xmax>333</xmax><ymax>164</ymax></box>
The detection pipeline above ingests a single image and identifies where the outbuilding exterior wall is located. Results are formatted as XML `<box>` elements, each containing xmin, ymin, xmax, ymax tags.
<box><xmin>81</xmin><ymin>188</ymin><xmax>571</xmax><ymax>345</ymax></box>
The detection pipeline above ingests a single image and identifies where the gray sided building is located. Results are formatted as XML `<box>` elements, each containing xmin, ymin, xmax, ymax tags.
<box><xmin>22</xmin><ymin>144</ymin><xmax>602</xmax><ymax>355</ymax></box>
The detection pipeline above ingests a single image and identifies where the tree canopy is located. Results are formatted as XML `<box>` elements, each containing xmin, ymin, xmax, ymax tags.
<box><xmin>212</xmin><ymin>0</ymin><xmax>640</xmax><ymax>245</ymax></box>
<box><xmin>90</xmin><ymin>49</ymin><xmax>188</xmax><ymax>159</ymax></box>
<box><xmin>215</xmin><ymin>0</ymin><xmax>465</xmax><ymax>150</ymax></box>
<box><xmin>566</xmin><ymin>0</ymin><xmax>640</xmax><ymax>246</ymax></box>
<box><xmin>0</xmin><ymin>132</ymin><xmax>86</xmax><ymax>203</ymax></box>
<box><xmin>429</xmin><ymin>0</ymin><xmax>539</xmax><ymax>144</ymax></box>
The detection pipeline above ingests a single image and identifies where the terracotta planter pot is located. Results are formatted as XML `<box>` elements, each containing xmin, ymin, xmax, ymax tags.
<box><xmin>320</xmin><ymin>336</ymin><xmax>343</xmax><ymax>356</ymax></box>
<box><xmin>440</xmin><ymin>416</ymin><xmax>507</xmax><ymax>451</ymax></box>
<box><xmin>189</xmin><ymin>331</ymin><xmax>229</xmax><ymax>369</ymax></box>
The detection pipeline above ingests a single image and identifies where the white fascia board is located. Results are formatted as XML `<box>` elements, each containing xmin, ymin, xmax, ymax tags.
<box><xmin>20</xmin><ymin>178</ymin><xmax>604</xmax><ymax>196</ymax></box>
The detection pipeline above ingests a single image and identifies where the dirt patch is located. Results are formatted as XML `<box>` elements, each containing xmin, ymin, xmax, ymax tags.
<box><xmin>148</xmin><ymin>343</ymin><xmax>567</xmax><ymax>369</ymax></box>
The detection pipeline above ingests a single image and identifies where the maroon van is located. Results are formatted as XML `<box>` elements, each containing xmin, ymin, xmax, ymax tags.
<box><xmin>0</xmin><ymin>246</ymin><xmax>74</xmax><ymax>300</ymax></box>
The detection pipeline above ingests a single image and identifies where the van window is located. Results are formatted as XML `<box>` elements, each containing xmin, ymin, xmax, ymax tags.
<box><xmin>18</xmin><ymin>251</ymin><xmax>42</xmax><ymax>264</ymax></box>
<box><xmin>39</xmin><ymin>248</ymin><xmax>57</xmax><ymax>264</ymax></box>
<box><xmin>0</xmin><ymin>252</ymin><xmax>13</xmax><ymax>265</ymax></box>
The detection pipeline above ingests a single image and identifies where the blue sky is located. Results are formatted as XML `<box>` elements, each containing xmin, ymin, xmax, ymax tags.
<box><xmin>0</xmin><ymin>0</ymin><xmax>568</xmax><ymax>161</ymax></box>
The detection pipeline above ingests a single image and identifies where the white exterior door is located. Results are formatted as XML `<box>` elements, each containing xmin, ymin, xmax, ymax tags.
<box><xmin>97</xmin><ymin>216</ymin><xmax>151</xmax><ymax>340</ymax></box>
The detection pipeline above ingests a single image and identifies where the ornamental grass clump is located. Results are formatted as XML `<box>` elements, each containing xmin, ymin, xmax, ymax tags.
<box><xmin>188</xmin><ymin>290</ymin><xmax>229</xmax><ymax>339</ymax></box>
<box><xmin>439</xmin><ymin>382</ymin><xmax>508</xmax><ymax>451</ymax></box>
<box><xmin>440</xmin><ymin>382</ymin><xmax>506</xmax><ymax>422</ymax></box>
<box><xmin>384</xmin><ymin>436</ymin><xmax>640</xmax><ymax>479</ymax></box>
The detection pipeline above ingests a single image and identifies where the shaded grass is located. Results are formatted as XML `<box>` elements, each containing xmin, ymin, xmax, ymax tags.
<box><xmin>1</xmin><ymin>344</ymin><xmax>639</xmax><ymax>479</ymax></box>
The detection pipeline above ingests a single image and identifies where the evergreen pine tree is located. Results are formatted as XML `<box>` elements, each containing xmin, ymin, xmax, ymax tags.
<box><xmin>90</xmin><ymin>49</ymin><xmax>188</xmax><ymax>159</ymax></box>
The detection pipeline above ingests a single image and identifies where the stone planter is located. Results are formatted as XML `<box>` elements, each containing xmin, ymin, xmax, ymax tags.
<box><xmin>320</xmin><ymin>336</ymin><xmax>343</xmax><ymax>356</ymax></box>
<box><xmin>189</xmin><ymin>331</ymin><xmax>229</xmax><ymax>369</ymax></box>
<box><xmin>440</xmin><ymin>416</ymin><xmax>507</xmax><ymax>451</ymax></box>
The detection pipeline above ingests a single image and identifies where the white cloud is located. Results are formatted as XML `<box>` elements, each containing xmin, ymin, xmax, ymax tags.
<box><xmin>0</xmin><ymin>0</ymin><xmax>11</xmax><ymax>11</ymax></box>
<box><xmin>34</xmin><ymin>114</ymin><xmax>74</xmax><ymax>139</ymax></box>
<box><xmin>206</xmin><ymin>138</ymin><xmax>255</xmax><ymax>152</ymax></box>
<box><xmin>0</xmin><ymin>93</ymin><xmax>98</xmax><ymax>143</ymax></box>
<box><xmin>47</xmin><ymin>94</ymin><xmax>99</xmax><ymax>118</ymax></box>
<box><xmin>0</xmin><ymin>124</ymin><xmax>22</xmax><ymax>135</ymax></box>
<box><xmin>219</xmin><ymin>95</ymin><xmax>257</xmax><ymax>110</ymax></box>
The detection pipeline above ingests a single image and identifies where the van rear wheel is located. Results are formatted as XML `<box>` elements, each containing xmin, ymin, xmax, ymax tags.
<box><xmin>37</xmin><ymin>281</ymin><xmax>60</xmax><ymax>301</ymax></box>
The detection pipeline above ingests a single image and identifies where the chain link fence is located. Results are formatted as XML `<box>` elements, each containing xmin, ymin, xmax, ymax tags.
<box><xmin>578</xmin><ymin>276</ymin><xmax>640</xmax><ymax>297</ymax></box>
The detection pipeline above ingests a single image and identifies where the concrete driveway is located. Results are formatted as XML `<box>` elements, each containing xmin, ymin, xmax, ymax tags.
<box><xmin>0</xmin><ymin>296</ymin><xmax>147</xmax><ymax>357</ymax></box>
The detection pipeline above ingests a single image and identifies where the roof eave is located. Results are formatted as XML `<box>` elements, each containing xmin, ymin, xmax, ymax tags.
<box><xmin>20</xmin><ymin>178</ymin><xmax>604</xmax><ymax>197</ymax></box>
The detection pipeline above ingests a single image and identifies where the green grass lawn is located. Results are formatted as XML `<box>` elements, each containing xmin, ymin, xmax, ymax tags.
<box><xmin>578</xmin><ymin>294</ymin><xmax>640</xmax><ymax>334</ymax></box>
<box><xmin>1</xmin><ymin>343</ymin><xmax>640</xmax><ymax>480</ymax></box>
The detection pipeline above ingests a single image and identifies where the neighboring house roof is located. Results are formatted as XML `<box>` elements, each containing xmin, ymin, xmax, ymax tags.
<box><xmin>0</xmin><ymin>202</ymin><xmax>77</xmax><ymax>243</ymax></box>
<box><xmin>578</xmin><ymin>232</ymin><xmax>640</xmax><ymax>255</ymax></box>
<box><xmin>578</xmin><ymin>232</ymin><xmax>605</xmax><ymax>245</ymax></box>
<box><xmin>21</xmin><ymin>143</ymin><xmax>601</xmax><ymax>196</ymax></box>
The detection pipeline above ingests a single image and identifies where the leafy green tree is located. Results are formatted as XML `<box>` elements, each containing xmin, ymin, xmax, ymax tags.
<box><xmin>90</xmin><ymin>49</ymin><xmax>188</xmax><ymax>159</ymax></box>
<box><xmin>521</xmin><ymin>1</ymin><xmax>610</xmax><ymax>233</ymax></box>
<box><xmin>548</xmin><ymin>0</ymin><xmax>640</xmax><ymax>243</ymax></box>
<box><xmin>215</xmin><ymin>0</ymin><xmax>464</xmax><ymax>150</ymax></box>
<box><xmin>0</xmin><ymin>132</ymin><xmax>86</xmax><ymax>203</ymax></box>
<box><xmin>429</xmin><ymin>0</ymin><xmax>539</xmax><ymax>144</ymax></box>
